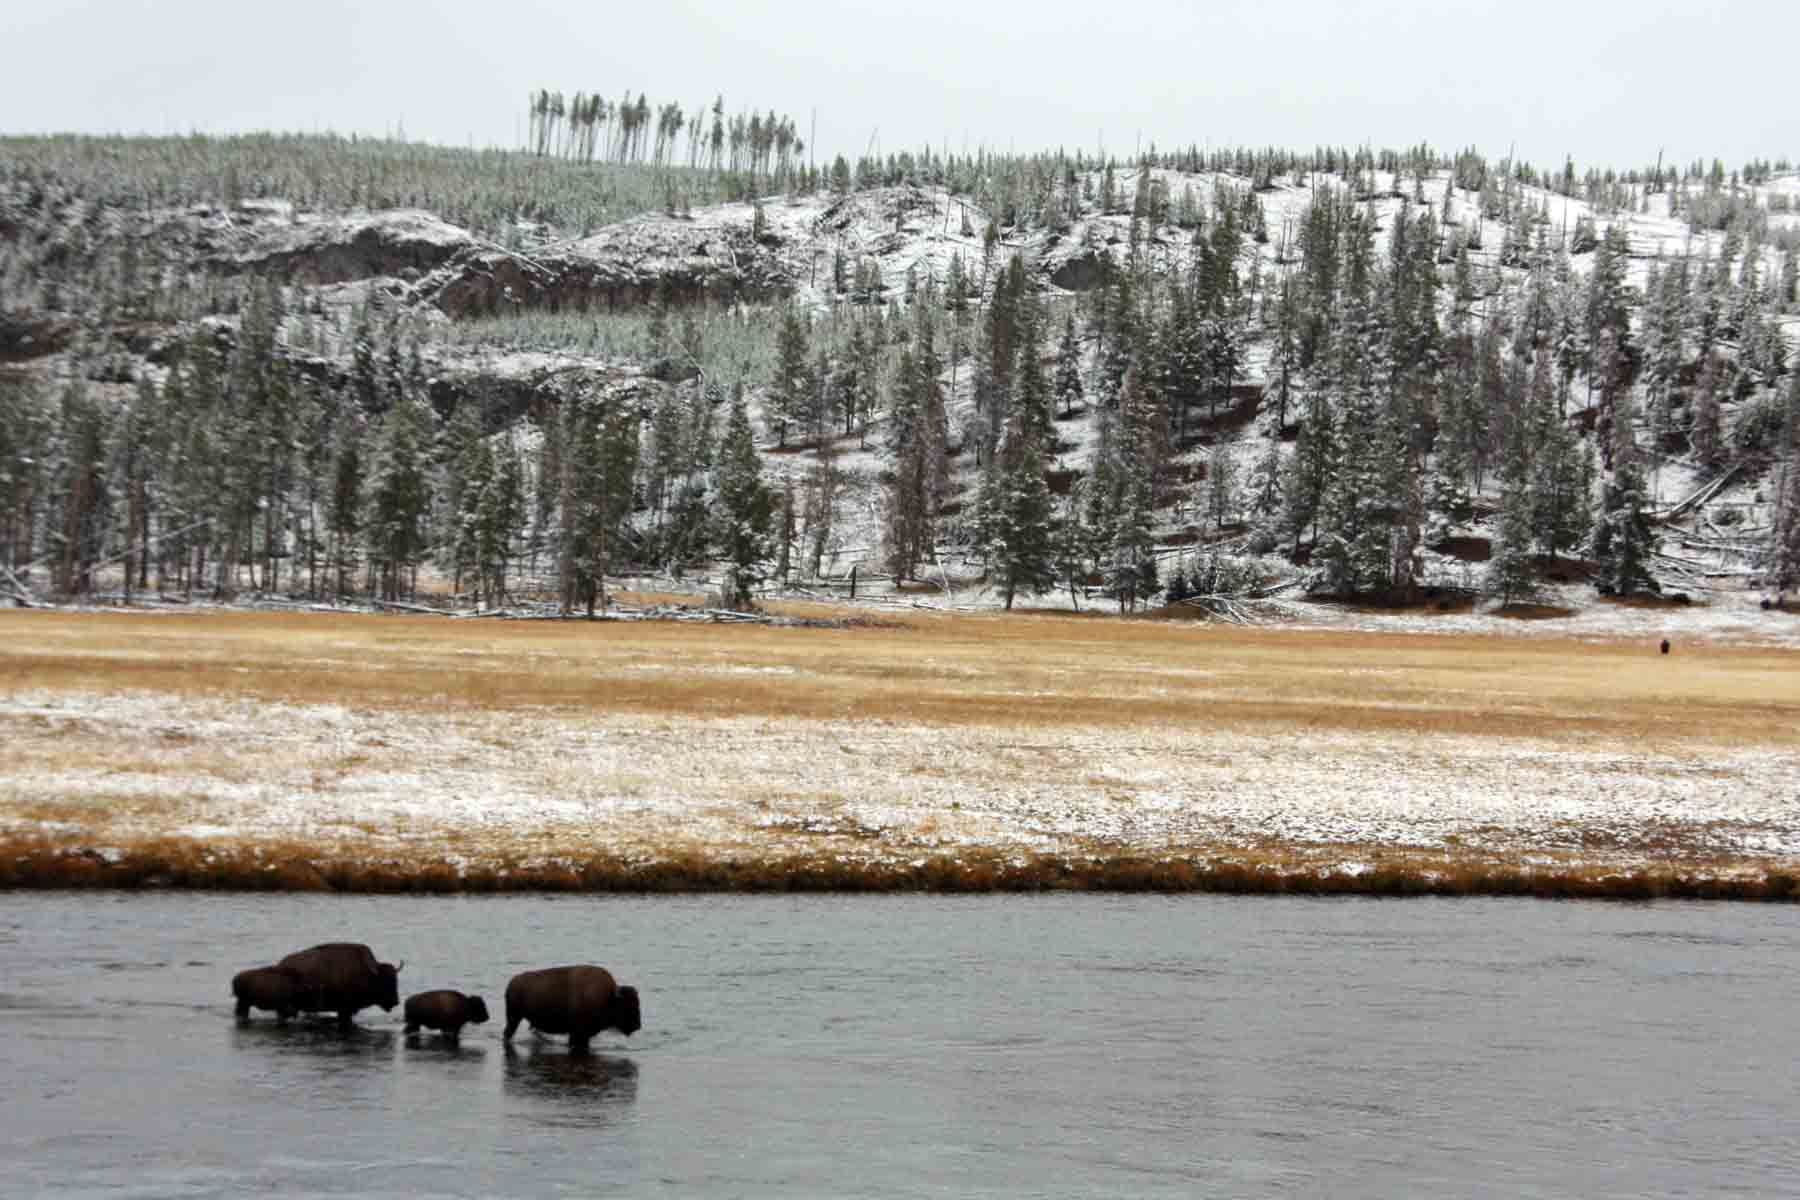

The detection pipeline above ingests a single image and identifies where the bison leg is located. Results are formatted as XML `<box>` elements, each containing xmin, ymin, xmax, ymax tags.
<box><xmin>336</xmin><ymin>1010</ymin><xmax>354</xmax><ymax>1030</ymax></box>
<box><xmin>404</xmin><ymin>1019</ymin><xmax>420</xmax><ymax>1034</ymax></box>
<box><xmin>569</xmin><ymin>1033</ymin><xmax>591</xmax><ymax>1055</ymax></box>
<box><xmin>235</xmin><ymin>998</ymin><xmax>251</xmax><ymax>1020</ymax></box>
<box><xmin>502</xmin><ymin>1012</ymin><xmax>521</xmax><ymax>1041</ymax></box>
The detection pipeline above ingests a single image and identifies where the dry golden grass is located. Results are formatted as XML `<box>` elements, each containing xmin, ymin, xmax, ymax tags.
<box><xmin>4</xmin><ymin>606</ymin><xmax>1799</xmax><ymax>895</ymax></box>
<box><xmin>4</xmin><ymin>607</ymin><xmax>1793</xmax><ymax>741</ymax></box>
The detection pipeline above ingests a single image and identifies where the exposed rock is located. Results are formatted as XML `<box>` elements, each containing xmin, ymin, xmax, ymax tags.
<box><xmin>1047</xmin><ymin>249</ymin><xmax>1109</xmax><ymax>292</ymax></box>
<box><xmin>417</xmin><ymin>209</ymin><xmax>797</xmax><ymax>318</ymax></box>
<box><xmin>213</xmin><ymin>209</ymin><xmax>476</xmax><ymax>284</ymax></box>
<box><xmin>0</xmin><ymin>313</ymin><xmax>76</xmax><ymax>362</ymax></box>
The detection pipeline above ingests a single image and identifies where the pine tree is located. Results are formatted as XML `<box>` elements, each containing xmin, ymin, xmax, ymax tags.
<box><xmin>1012</xmin><ymin>295</ymin><xmax>1054</xmax><ymax>453</ymax></box>
<box><xmin>1486</xmin><ymin>402</ymin><xmax>1538</xmax><ymax>606</ymax></box>
<box><xmin>365</xmin><ymin>393</ymin><xmax>431</xmax><ymax>601</ymax></box>
<box><xmin>1531</xmin><ymin>409</ymin><xmax>1593</xmax><ymax>561</ymax></box>
<box><xmin>473</xmin><ymin>436</ymin><xmax>524</xmax><ymax>607</ymax></box>
<box><xmin>1767</xmin><ymin>371</ymin><xmax>1800</xmax><ymax>593</ymax></box>
<box><xmin>881</xmin><ymin>313</ymin><xmax>948</xmax><ymax>581</ymax></box>
<box><xmin>714</xmin><ymin>385</ymin><xmax>775</xmax><ymax>609</ymax></box>
<box><xmin>1206</xmin><ymin>443</ymin><xmax>1237</xmax><ymax>532</ymax></box>
<box><xmin>326</xmin><ymin>410</ymin><xmax>364</xmax><ymax>600</ymax></box>
<box><xmin>1053</xmin><ymin>314</ymin><xmax>1085</xmax><ymax>418</ymax></box>
<box><xmin>766</xmin><ymin>305</ymin><xmax>812</xmax><ymax>447</ymax></box>
<box><xmin>558</xmin><ymin>386</ymin><xmax>639</xmax><ymax>616</ymax></box>
<box><xmin>1283</xmin><ymin>378</ymin><xmax>1336</xmax><ymax>555</ymax></box>
<box><xmin>1107</xmin><ymin>365</ymin><xmax>1158</xmax><ymax>611</ymax></box>
<box><xmin>1692</xmin><ymin>354</ymin><xmax>1725</xmax><ymax>471</ymax></box>
<box><xmin>437</xmin><ymin>398</ymin><xmax>485</xmax><ymax>594</ymax></box>
<box><xmin>1591</xmin><ymin>403</ymin><xmax>1659</xmax><ymax>598</ymax></box>
<box><xmin>985</xmin><ymin>425</ymin><xmax>1058</xmax><ymax>611</ymax></box>
<box><xmin>1243</xmin><ymin>434</ymin><xmax>1286</xmax><ymax>551</ymax></box>
<box><xmin>0</xmin><ymin>377</ymin><xmax>52</xmax><ymax>594</ymax></box>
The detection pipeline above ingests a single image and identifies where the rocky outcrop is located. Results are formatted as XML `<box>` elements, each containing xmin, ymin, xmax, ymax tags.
<box><xmin>418</xmin><ymin>210</ymin><xmax>798</xmax><ymax>318</ymax></box>
<box><xmin>212</xmin><ymin>209</ymin><xmax>476</xmax><ymax>284</ymax></box>
<box><xmin>0</xmin><ymin>313</ymin><xmax>76</xmax><ymax>362</ymax></box>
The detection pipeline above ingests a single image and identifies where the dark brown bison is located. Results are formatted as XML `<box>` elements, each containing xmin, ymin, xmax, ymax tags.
<box><xmin>277</xmin><ymin>942</ymin><xmax>402</xmax><ymax>1029</ymax></box>
<box><xmin>503</xmin><ymin>965</ymin><xmax>641</xmax><ymax>1051</ymax></box>
<box><xmin>231</xmin><ymin>965</ymin><xmax>311</xmax><ymax>1022</ymax></box>
<box><xmin>404</xmin><ymin>989</ymin><xmax>490</xmax><ymax>1039</ymax></box>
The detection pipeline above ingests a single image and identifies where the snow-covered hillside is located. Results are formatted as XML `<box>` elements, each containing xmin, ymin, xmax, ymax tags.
<box><xmin>5</xmin><ymin>146</ymin><xmax>1798</xmax><ymax>623</ymax></box>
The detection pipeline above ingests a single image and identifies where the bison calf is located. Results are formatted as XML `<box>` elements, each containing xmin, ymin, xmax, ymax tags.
<box><xmin>232</xmin><ymin>965</ymin><xmax>310</xmax><ymax>1022</ymax></box>
<box><xmin>404</xmin><ymin>989</ymin><xmax>490</xmax><ymax>1040</ymax></box>
<box><xmin>503</xmin><ymin>965</ymin><xmax>641</xmax><ymax>1052</ymax></box>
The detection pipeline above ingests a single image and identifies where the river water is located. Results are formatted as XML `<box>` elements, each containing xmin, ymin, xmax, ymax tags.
<box><xmin>3</xmin><ymin>892</ymin><xmax>1797</xmax><ymax>1197</ymax></box>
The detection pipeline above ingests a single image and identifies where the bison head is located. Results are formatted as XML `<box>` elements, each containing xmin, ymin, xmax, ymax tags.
<box><xmin>375</xmin><ymin>963</ymin><xmax>401</xmax><ymax>1011</ymax></box>
<box><xmin>465</xmin><ymin>995</ymin><xmax>491</xmax><ymax>1024</ymax></box>
<box><xmin>612</xmin><ymin>985</ymin><xmax>641</xmax><ymax>1036</ymax></box>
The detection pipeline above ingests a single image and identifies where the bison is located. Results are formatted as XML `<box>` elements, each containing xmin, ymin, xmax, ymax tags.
<box><xmin>404</xmin><ymin>989</ymin><xmax>490</xmax><ymax>1040</ymax></box>
<box><xmin>231</xmin><ymin>965</ymin><xmax>311</xmax><ymax>1022</ymax></box>
<box><xmin>503</xmin><ymin>965</ymin><xmax>641</xmax><ymax>1051</ymax></box>
<box><xmin>277</xmin><ymin>942</ymin><xmax>402</xmax><ymax>1029</ymax></box>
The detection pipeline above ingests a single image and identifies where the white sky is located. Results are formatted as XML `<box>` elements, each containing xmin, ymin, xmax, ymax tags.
<box><xmin>6</xmin><ymin>0</ymin><xmax>1794</xmax><ymax>175</ymax></box>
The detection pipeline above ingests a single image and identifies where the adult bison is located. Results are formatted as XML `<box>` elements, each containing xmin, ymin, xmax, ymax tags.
<box><xmin>277</xmin><ymin>942</ymin><xmax>402</xmax><ymax>1029</ymax></box>
<box><xmin>503</xmin><ymin>965</ymin><xmax>641</xmax><ymax>1051</ymax></box>
<box><xmin>231</xmin><ymin>965</ymin><xmax>311</xmax><ymax>1022</ymax></box>
<box><xmin>404</xmin><ymin>989</ymin><xmax>490</xmax><ymax>1040</ymax></box>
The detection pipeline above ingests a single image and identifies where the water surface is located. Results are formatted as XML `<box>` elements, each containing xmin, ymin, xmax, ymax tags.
<box><xmin>3</xmin><ymin>893</ymin><xmax>1796</xmax><ymax>1197</ymax></box>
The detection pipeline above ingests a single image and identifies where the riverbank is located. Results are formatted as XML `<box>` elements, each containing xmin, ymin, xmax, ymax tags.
<box><xmin>4</xmin><ymin>601</ymin><xmax>1799</xmax><ymax>898</ymax></box>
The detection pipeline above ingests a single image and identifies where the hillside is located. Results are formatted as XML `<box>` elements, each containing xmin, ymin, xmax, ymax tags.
<box><xmin>3</xmin><ymin>134</ymin><xmax>1799</xmax><ymax>641</ymax></box>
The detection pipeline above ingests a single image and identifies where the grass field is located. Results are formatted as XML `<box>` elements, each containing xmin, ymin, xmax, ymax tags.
<box><xmin>4</xmin><ymin>603</ymin><xmax>1799</xmax><ymax>897</ymax></box>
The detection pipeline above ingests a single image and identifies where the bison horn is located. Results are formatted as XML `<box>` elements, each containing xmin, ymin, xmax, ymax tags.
<box><xmin>397</xmin><ymin>960</ymin><xmax>405</xmax><ymax>973</ymax></box>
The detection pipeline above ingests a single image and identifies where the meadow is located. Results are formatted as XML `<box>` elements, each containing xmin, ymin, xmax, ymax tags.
<box><xmin>4</xmin><ymin>602</ymin><xmax>1798</xmax><ymax>897</ymax></box>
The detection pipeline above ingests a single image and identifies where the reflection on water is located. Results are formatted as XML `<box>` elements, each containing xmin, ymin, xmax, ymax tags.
<box><xmin>402</xmin><ymin>1031</ymin><xmax>490</xmax><ymax>1061</ymax></box>
<box><xmin>229</xmin><ymin>1020</ymin><xmax>398</xmax><ymax>1076</ymax></box>
<box><xmin>503</xmin><ymin>1042</ymin><xmax>639</xmax><ymax>1127</ymax></box>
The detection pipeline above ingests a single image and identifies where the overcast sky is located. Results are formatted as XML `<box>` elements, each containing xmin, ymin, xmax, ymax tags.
<box><xmin>7</xmin><ymin>0</ymin><xmax>1794</xmax><ymax>173</ymax></box>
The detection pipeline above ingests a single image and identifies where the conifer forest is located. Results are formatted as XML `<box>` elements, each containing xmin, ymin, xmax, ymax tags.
<box><xmin>3</xmin><ymin>105</ymin><xmax>1799</xmax><ymax>619</ymax></box>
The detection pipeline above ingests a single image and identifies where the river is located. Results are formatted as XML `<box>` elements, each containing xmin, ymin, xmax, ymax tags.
<box><xmin>2</xmin><ymin>893</ymin><xmax>1797</xmax><ymax>1197</ymax></box>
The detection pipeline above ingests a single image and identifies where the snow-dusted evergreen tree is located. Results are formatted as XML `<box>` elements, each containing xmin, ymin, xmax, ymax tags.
<box><xmin>52</xmin><ymin>377</ymin><xmax>111</xmax><ymax>596</ymax></box>
<box><xmin>881</xmin><ymin>310</ymin><xmax>949</xmax><ymax>581</ymax></box>
<box><xmin>1053</xmin><ymin>314</ymin><xmax>1084</xmax><ymax>418</ymax></box>
<box><xmin>1316</xmin><ymin>290</ymin><xmax>1405</xmax><ymax>596</ymax></box>
<box><xmin>325</xmin><ymin>406</ymin><xmax>364</xmax><ymax>600</ymax></box>
<box><xmin>713</xmin><ymin>384</ymin><xmax>775</xmax><ymax>610</ymax></box>
<box><xmin>1767</xmin><ymin>371</ymin><xmax>1800</xmax><ymax>593</ymax></box>
<box><xmin>106</xmin><ymin>372</ymin><xmax>157</xmax><ymax>602</ymax></box>
<box><xmin>1643</xmin><ymin>258</ymin><xmax>1687</xmax><ymax>439</ymax></box>
<box><xmin>1590</xmin><ymin>396</ymin><xmax>1658</xmax><ymax>597</ymax></box>
<box><xmin>1243</xmin><ymin>434</ymin><xmax>1285</xmax><ymax>551</ymax></box>
<box><xmin>1530</xmin><ymin>414</ymin><xmax>1594</xmax><ymax>562</ymax></box>
<box><xmin>765</xmin><ymin>304</ymin><xmax>812</xmax><ymax>447</ymax></box>
<box><xmin>1206</xmin><ymin>442</ymin><xmax>1236</xmax><ymax>531</ymax></box>
<box><xmin>1107</xmin><ymin>364</ymin><xmax>1159</xmax><ymax>611</ymax></box>
<box><xmin>557</xmin><ymin>386</ymin><xmax>638</xmax><ymax>616</ymax></box>
<box><xmin>1</xmin><ymin>376</ymin><xmax>52</xmax><ymax>593</ymax></box>
<box><xmin>450</xmin><ymin>429</ymin><xmax>493</xmax><ymax>599</ymax></box>
<box><xmin>1691</xmin><ymin>354</ymin><xmax>1725</xmax><ymax>471</ymax></box>
<box><xmin>1283</xmin><ymin>376</ymin><xmax>1336</xmax><ymax>555</ymax></box>
<box><xmin>436</xmin><ymin>398</ymin><xmax>485</xmax><ymax>592</ymax></box>
<box><xmin>474</xmin><ymin>436</ymin><xmax>524</xmax><ymax>606</ymax></box>
<box><xmin>366</xmin><ymin>390</ymin><xmax>432</xmax><ymax>601</ymax></box>
<box><xmin>984</xmin><ymin>417</ymin><xmax>1059</xmax><ymax>611</ymax></box>
<box><xmin>1011</xmin><ymin>292</ymin><xmax>1054</xmax><ymax>454</ymax></box>
<box><xmin>1486</xmin><ymin>407</ymin><xmax>1538</xmax><ymax>607</ymax></box>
